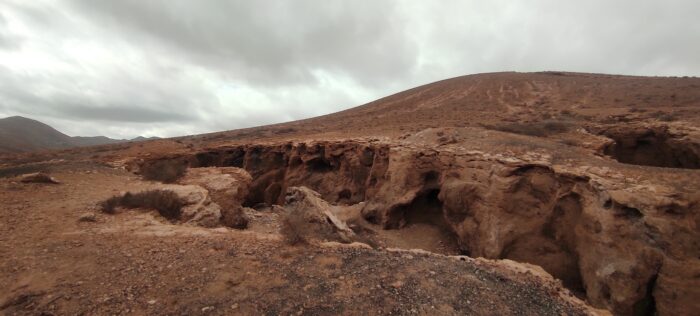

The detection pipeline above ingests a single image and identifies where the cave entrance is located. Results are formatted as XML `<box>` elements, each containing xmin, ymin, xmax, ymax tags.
<box><xmin>383</xmin><ymin>189</ymin><xmax>461</xmax><ymax>255</ymax></box>
<box><xmin>603</xmin><ymin>130</ymin><xmax>700</xmax><ymax>169</ymax></box>
<box><xmin>403</xmin><ymin>189</ymin><xmax>449</xmax><ymax>228</ymax></box>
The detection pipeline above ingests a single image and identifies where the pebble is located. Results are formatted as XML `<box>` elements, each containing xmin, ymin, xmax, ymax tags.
<box><xmin>78</xmin><ymin>212</ymin><xmax>97</xmax><ymax>222</ymax></box>
<box><xmin>202</xmin><ymin>306</ymin><xmax>215</xmax><ymax>312</ymax></box>
<box><xmin>147</xmin><ymin>299</ymin><xmax>156</xmax><ymax>305</ymax></box>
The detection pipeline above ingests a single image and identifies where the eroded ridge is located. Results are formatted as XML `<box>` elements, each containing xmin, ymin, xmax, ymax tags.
<box><xmin>133</xmin><ymin>139</ymin><xmax>699</xmax><ymax>315</ymax></box>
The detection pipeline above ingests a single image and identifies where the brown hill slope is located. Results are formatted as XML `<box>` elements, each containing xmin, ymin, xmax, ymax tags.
<box><xmin>0</xmin><ymin>116</ymin><xmax>76</xmax><ymax>153</ymax></box>
<box><xmin>196</xmin><ymin>71</ymin><xmax>700</xmax><ymax>142</ymax></box>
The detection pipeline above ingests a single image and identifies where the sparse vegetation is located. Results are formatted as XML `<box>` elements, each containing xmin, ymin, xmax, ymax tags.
<box><xmin>99</xmin><ymin>189</ymin><xmax>182</xmax><ymax>220</ymax></box>
<box><xmin>280</xmin><ymin>211</ymin><xmax>309</xmax><ymax>245</ymax></box>
<box><xmin>487</xmin><ymin>120</ymin><xmax>574</xmax><ymax>137</ymax></box>
<box><xmin>140</xmin><ymin>159</ymin><xmax>187</xmax><ymax>183</ymax></box>
<box><xmin>658</xmin><ymin>113</ymin><xmax>678</xmax><ymax>122</ymax></box>
<box><xmin>560</xmin><ymin>109</ymin><xmax>573</xmax><ymax>116</ymax></box>
<box><xmin>221</xmin><ymin>207</ymin><xmax>249</xmax><ymax>229</ymax></box>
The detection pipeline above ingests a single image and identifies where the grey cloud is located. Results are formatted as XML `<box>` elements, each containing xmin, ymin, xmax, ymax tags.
<box><xmin>0</xmin><ymin>64</ymin><xmax>204</xmax><ymax>125</ymax></box>
<box><xmin>57</xmin><ymin>104</ymin><xmax>191</xmax><ymax>123</ymax></box>
<box><xmin>0</xmin><ymin>0</ymin><xmax>699</xmax><ymax>139</ymax></box>
<box><xmin>68</xmin><ymin>0</ymin><xmax>419</xmax><ymax>88</ymax></box>
<box><xmin>0</xmin><ymin>12</ymin><xmax>20</xmax><ymax>49</ymax></box>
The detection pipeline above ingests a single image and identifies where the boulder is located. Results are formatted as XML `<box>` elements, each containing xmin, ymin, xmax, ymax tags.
<box><xmin>282</xmin><ymin>186</ymin><xmax>355</xmax><ymax>243</ymax></box>
<box><xmin>180</xmin><ymin>167</ymin><xmax>252</xmax><ymax>229</ymax></box>
<box><xmin>159</xmin><ymin>184</ymin><xmax>221</xmax><ymax>227</ymax></box>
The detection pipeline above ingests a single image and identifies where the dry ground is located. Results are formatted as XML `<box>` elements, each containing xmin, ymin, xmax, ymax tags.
<box><xmin>0</xmin><ymin>163</ymin><xmax>591</xmax><ymax>315</ymax></box>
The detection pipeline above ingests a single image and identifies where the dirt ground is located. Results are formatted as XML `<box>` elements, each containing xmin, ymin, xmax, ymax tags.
<box><xmin>0</xmin><ymin>163</ymin><xmax>593</xmax><ymax>315</ymax></box>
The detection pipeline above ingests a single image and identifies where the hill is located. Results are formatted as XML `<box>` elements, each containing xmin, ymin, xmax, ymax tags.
<box><xmin>0</xmin><ymin>116</ymin><xmax>158</xmax><ymax>153</ymax></box>
<box><xmin>198</xmin><ymin>71</ymin><xmax>700</xmax><ymax>142</ymax></box>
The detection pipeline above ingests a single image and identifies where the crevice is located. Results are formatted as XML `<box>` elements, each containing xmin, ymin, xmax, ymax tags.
<box><xmin>134</xmin><ymin>140</ymin><xmax>673</xmax><ymax>315</ymax></box>
<box><xmin>306</xmin><ymin>157</ymin><xmax>334</xmax><ymax>173</ymax></box>
<box><xmin>182</xmin><ymin>142</ymin><xmax>387</xmax><ymax>206</ymax></box>
<box><xmin>611</xmin><ymin>202</ymin><xmax>644</xmax><ymax>220</ymax></box>
<box><xmin>602</xmin><ymin>127</ymin><xmax>700</xmax><ymax>169</ymax></box>
<box><xmin>632</xmin><ymin>274</ymin><xmax>657</xmax><ymax>316</ymax></box>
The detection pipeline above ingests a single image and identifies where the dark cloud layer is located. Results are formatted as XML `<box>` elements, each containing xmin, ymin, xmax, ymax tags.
<box><xmin>0</xmin><ymin>1</ymin><xmax>698</xmax><ymax>138</ymax></box>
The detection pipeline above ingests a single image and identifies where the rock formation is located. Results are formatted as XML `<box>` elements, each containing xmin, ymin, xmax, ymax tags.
<box><xmin>118</xmin><ymin>167</ymin><xmax>253</xmax><ymax>228</ymax></box>
<box><xmin>135</xmin><ymin>128</ymin><xmax>699</xmax><ymax>315</ymax></box>
<box><xmin>179</xmin><ymin>167</ymin><xmax>252</xmax><ymax>228</ymax></box>
<box><xmin>282</xmin><ymin>186</ymin><xmax>356</xmax><ymax>244</ymax></box>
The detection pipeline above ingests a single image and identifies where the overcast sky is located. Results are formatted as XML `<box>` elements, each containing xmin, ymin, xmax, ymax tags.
<box><xmin>0</xmin><ymin>1</ymin><xmax>698</xmax><ymax>138</ymax></box>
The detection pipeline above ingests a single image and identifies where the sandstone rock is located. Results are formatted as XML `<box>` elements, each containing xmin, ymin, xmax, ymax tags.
<box><xmin>180</xmin><ymin>167</ymin><xmax>251</xmax><ymax>202</ymax></box>
<box><xmin>127</xmin><ymin>167</ymin><xmax>253</xmax><ymax>228</ymax></box>
<box><xmin>283</xmin><ymin>186</ymin><xmax>355</xmax><ymax>243</ymax></box>
<box><xmin>654</xmin><ymin>258</ymin><xmax>700</xmax><ymax>315</ymax></box>
<box><xmin>182</xmin><ymin>202</ymin><xmax>221</xmax><ymax>228</ymax></box>
<box><xmin>144</xmin><ymin>138</ymin><xmax>699</xmax><ymax>315</ymax></box>
<box><xmin>78</xmin><ymin>212</ymin><xmax>97</xmax><ymax>222</ymax></box>
<box><xmin>154</xmin><ymin>184</ymin><xmax>218</xmax><ymax>227</ymax></box>
<box><xmin>19</xmin><ymin>172</ymin><xmax>59</xmax><ymax>184</ymax></box>
<box><xmin>595</xmin><ymin>122</ymin><xmax>700</xmax><ymax>169</ymax></box>
<box><xmin>180</xmin><ymin>167</ymin><xmax>252</xmax><ymax>229</ymax></box>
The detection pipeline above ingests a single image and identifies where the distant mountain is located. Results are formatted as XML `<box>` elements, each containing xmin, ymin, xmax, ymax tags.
<box><xmin>72</xmin><ymin>136</ymin><xmax>125</xmax><ymax>147</ymax></box>
<box><xmin>0</xmin><ymin>116</ymin><xmax>159</xmax><ymax>153</ymax></box>
<box><xmin>130</xmin><ymin>136</ymin><xmax>160</xmax><ymax>142</ymax></box>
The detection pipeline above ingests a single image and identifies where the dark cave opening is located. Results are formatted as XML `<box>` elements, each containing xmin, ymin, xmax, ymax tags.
<box><xmin>632</xmin><ymin>274</ymin><xmax>657</xmax><ymax>316</ymax></box>
<box><xmin>403</xmin><ymin>189</ymin><xmax>448</xmax><ymax>228</ymax></box>
<box><xmin>603</xmin><ymin>130</ymin><xmax>700</xmax><ymax>169</ymax></box>
<box><xmin>306</xmin><ymin>157</ymin><xmax>334</xmax><ymax>173</ymax></box>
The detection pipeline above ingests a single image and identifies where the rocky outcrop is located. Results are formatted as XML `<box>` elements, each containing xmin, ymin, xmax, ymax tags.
<box><xmin>144</xmin><ymin>167</ymin><xmax>253</xmax><ymax>228</ymax></box>
<box><xmin>180</xmin><ymin>167</ymin><xmax>252</xmax><ymax>228</ymax></box>
<box><xmin>361</xmin><ymin>150</ymin><xmax>698</xmax><ymax>315</ymax></box>
<box><xmin>282</xmin><ymin>186</ymin><xmax>355</xmax><ymax>243</ymax></box>
<box><xmin>186</xmin><ymin>142</ymin><xmax>390</xmax><ymax>206</ymax></box>
<box><xmin>595</xmin><ymin>122</ymin><xmax>700</xmax><ymax>169</ymax></box>
<box><xmin>158</xmin><ymin>184</ymin><xmax>221</xmax><ymax>227</ymax></box>
<box><xmin>137</xmin><ymin>138</ymin><xmax>699</xmax><ymax>315</ymax></box>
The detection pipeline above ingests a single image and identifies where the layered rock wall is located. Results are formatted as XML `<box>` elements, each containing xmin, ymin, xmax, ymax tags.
<box><xmin>136</xmin><ymin>141</ymin><xmax>699</xmax><ymax>315</ymax></box>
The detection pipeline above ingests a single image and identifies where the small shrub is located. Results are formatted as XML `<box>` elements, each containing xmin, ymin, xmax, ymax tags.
<box><xmin>559</xmin><ymin>139</ymin><xmax>578</xmax><ymax>146</ymax></box>
<box><xmin>658</xmin><ymin>113</ymin><xmax>677</xmax><ymax>122</ymax></box>
<box><xmin>628</xmin><ymin>107</ymin><xmax>647</xmax><ymax>113</ymax></box>
<box><xmin>140</xmin><ymin>159</ymin><xmax>187</xmax><ymax>183</ymax></box>
<box><xmin>99</xmin><ymin>190</ymin><xmax>182</xmax><ymax>220</ymax></box>
<box><xmin>280</xmin><ymin>212</ymin><xmax>308</xmax><ymax>245</ymax></box>
<box><xmin>542</xmin><ymin>121</ymin><xmax>572</xmax><ymax>133</ymax></box>
<box><xmin>488</xmin><ymin>120</ymin><xmax>573</xmax><ymax>137</ymax></box>
<box><xmin>221</xmin><ymin>207</ymin><xmax>249</xmax><ymax>229</ymax></box>
<box><xmin>100</xmin><ymin>196</ymin><xmax>121</xmax><ymax>214</ymax></box>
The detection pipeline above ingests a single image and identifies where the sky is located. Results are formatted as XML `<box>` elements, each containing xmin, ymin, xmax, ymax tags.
<box><xmin>0</xmin><ymin>1</ymin><xmax>698</xmax><ymax>139</ymax></box>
